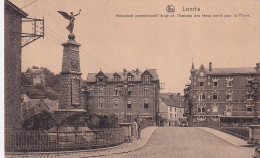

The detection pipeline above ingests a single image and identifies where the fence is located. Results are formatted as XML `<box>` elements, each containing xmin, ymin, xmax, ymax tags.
<box><xmin>210</xmin><ymin>125</ymin><xmax>249</xmax><ymax>140</ymax></box>
<box><xmin>5</xmin><ymin>128</ymin><xmax>124</xmax><ymax>152</ymax></box>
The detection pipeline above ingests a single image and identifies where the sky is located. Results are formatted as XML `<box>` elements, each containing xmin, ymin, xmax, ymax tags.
<box><xmin>9</xmin><ymin>0</ymin><xmax>260</xmax><ymax>94</ymax></box>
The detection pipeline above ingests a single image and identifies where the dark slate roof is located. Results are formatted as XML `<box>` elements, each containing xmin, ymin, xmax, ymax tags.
<box><xmin>162</xmin><ymin>98</ymin><xmax>175</xmax><ymax>107</ymax></box>
<box><xmin>86</xmin><ymin>69</ymin><xmax>159</xmax><ymax>82</ymax></box>
<box><xmin>206</xmin><ymin>67</ymin><xmax>258</xmax><ymax>75</ymax></box>
<box><xmin>194</xmin><ymin>66</ymin><xmax>259</xmax><ymax>75</ymax></box>
<box><xmin>5</xmin><ymin>0</ymin><xmax>28</xmax><ymax>17</ymax></box>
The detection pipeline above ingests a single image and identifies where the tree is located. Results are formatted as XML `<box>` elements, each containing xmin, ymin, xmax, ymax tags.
<box><xmin>21</xmin><ymin>72</ymin><xmax>32</xmax><ymax>86</ymax></box>
<box><xmin>22</xmin><ymin>111</ymin><xmax>56</xmax><ymax>131</ymax></box>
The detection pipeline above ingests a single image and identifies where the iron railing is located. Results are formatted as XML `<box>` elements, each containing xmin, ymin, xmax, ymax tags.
<box><xmin>5</xmin><ymin>128</ymin><xmax>124</xmax><ymax>152</ymax></box>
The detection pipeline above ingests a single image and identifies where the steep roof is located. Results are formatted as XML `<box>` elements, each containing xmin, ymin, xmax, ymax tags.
<box><xmin>194</xmin><ymin>63</ymin><xmax>260</xmax><ymax>76</ymax></box>
<box><xmin>5</xmin><ymin>0</ymin><xmax>28</xmax><ymax>17</ymax></box>
<box><xmin>206</xmin><ymin>67</ymin><xmax>258</xmax><ymax>75</ymax></box>
<box><xmin>86</xmin><ymin>69</ymin><xmax>159</xmax><ymax>82</ymax></box>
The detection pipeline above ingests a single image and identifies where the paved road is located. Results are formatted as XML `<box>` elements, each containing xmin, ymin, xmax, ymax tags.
<box><xmin>97</xmin><ymin>127</ymin><xmax>255</xmax><ymax>158</ymax></box>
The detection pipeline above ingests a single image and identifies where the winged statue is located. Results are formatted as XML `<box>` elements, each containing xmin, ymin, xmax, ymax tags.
<box><xmin>58</xmin><ymin>9</ymin><xmax>81</xmax><ymax>33</ymax></box>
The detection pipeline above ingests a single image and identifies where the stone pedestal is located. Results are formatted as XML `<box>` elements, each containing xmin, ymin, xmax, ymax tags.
<box><xmin>119</xmin><ymin>123</ymin><xmax>132</xmax><ymax>142</ymax></box>
<box><xmin>248</xmin><ymin>125</ymin><xmax>260</xmax><ymax>144</ymax></box>
<box><xmin>54</xmin><ymin>33</ymin><xmax>86</xmax><ymax>124</ymax></box>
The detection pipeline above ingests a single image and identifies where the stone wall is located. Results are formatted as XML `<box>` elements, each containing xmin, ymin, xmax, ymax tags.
<box><xmin>4</xmin><ymin>7</ymin><xmax>23</xmax><ymax>130</ymax></box>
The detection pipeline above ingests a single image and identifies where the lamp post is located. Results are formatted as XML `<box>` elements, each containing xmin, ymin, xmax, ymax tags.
<box><xmin>119</xmin><ymin>81</ymin><xmax>132</xmax><ymax>123</ymax></box>
<box><xmin>184</xmin><ymin>84</ymin><xmax>193</xmax><ymax>127</ymax></box>
<box><xmin>246</xmin><ymin>80</ymin><xmax>258</xmax><ymax>125</ymax></box>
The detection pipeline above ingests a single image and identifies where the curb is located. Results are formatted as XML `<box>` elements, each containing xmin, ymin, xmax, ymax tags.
<box><xmin>199</xmin><ymin>127</ymin><xmax>252</xmax><ymax>147</ymax></box>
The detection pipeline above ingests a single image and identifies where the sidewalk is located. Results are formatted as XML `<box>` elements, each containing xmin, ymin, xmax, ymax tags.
<box><xmin>199</xmin><ymin>127</ymin><xmax>252</xmax><ymax>147</ymax></box>
<box><xmin>6</xmin><ymin>126</ymin><xmax>157</xmax><ymax>158</ymax></box>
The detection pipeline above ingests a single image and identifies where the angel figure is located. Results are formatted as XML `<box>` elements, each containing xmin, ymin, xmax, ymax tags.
<box><xmin>58</xmin><ymin>9</ymin><xmax>81</xmax><ymax>33</ymax></box>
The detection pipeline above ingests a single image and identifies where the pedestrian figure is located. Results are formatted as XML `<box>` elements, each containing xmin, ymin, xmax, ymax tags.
<box><xmin>132</xmin><ymin>118</ymin><xmax>138</xmax><ymax>140</ymax></box>
<box><xmin>137</xmin><ymin>117</ymin><xmax>142</xmax><ymax>139</ymax></box>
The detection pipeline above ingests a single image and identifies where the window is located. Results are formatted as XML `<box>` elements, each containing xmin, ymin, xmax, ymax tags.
<box><xmin>202</xmin><ymin>108</ymin><xmax>205</xmax><ymax>113</ymax></box>
<box><xmin>144</xmin><ymin>76</ymin><xmax>150</xmax><ymax>82</ymax></box>
<box><xmin>114</xmin><ymin>76</ymin><xmax>119</xmax><ymax>82</ymax></box>
<box><xmin>200</xmin><ymin>82</ymin><xmax>204</xmax><ymax>87</ymax></box>
<box><xmin>114</xmin><ymin>114</ymin><xmax>119</xmax><ymax>123</ymax></box>
<box><xmin>175</xmin><ymin>108</ymin><xmax>176</xmax><ymax>112</ymax></box>
<box><xmin>114</xmin><ymin>87</ymin><xmax>119</xmax><ymax>96</ymax></box>
<box><xmin>247</xmin><ymin>107</ymin><xmax>253</xmax><ymax>112</ymax></box>
<box><xmin>114</xmin><ymin>100</ymin><xmax>119</xmax><ymax>109</ymax></box>
<box><xmin>213</xmin><ymin>81</ymin><xmax>218</xmax><ymax>87</ymax></box>
<box><xmin>127</xmin><ymin>76</ymin><xmax>132</xmax><ymax>82</ymax></box>
<box><xmin>198</xmin><ymin>108</ymin><xmax>201</xmax><ymax>112</ymax></box>
<box><xmin>226</xmin><ymin>107</ymin><xmax>232</xmax><ymax>112</ymax></box>
<box><xmin>144</xmin><ymin>100</ymin><xmax>149</xmax><ymax>109</ymax></box>
<box><xmin>89</xmin><ymin>88</ymin><xmax>93</xmax><ymax>94</ymax></box>
<box><xmin>226</xmin><ymin>78</ymin><xmax>233</xmax><ymax>87</ymax></box>
<box><xmin>227</xmin><ymin>81</ymin><xmax>233</xmax><ymax>87</ymax></box>
<box><xmin>98</xmin><ymin>99</ymin><xmax>104</xmax><ymax>109</ymax></box>
<box><xmin>226</xmin><ymin>94</ymin><xmax>232</xmax><ymax>100</ymax></box>
<box><xmin>127</xmin><ymin>101</ymin><xmax>132</xmax><ymax>109</ymax></box>
<box><xmin>99</xmin><ymin>87</ymin><xmax>104</xmax><ymax>95</ymax></box>
<box><xmin>144</xmin><ymin>87</ymin><xmax>148</xmax><ymax>95</ymax></box>
<box><xmin>126</xmin><ymin>115</ymin><xmax>131</xmax><ymax>123</ymax></box>
<box><xmin>175</xmin><ymin>114</ymin><xmax>176</xmax><ymax>118</ymax></box>
<box><xmin>213</xmin><ymin>94</ymin><xmax>218</xmax><ymax>100</ymax></box>
<box><xmin>170</xmin><ymin>107</ymin><xmax>172</xmax><ymax>112</ymax></box>
<box><xmin>199</xmin><ymin>93</ymin><xmax>206</xmax><ymax>101</ymax></box>
<box><xmin>212</xmin><ymin>106</ymin><xmax>218</xmax><ymax>113</ymax></box>
<box><xmin>98</xmin><ymin>77</ymin><xmax>104</xmax><ymax>83</ymax></box>
<box><xmin>170</xmin><ymin>114</ymin><xmax>173</xmax><ymax>119</ymax></box>
<box><xmin>89</xmin><ymin>101</ymin><xmax>93</xmax><ymax>109</ymax></box>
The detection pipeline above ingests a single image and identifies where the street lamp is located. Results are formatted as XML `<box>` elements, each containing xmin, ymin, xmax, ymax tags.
<box><xmin>184</xmin><ymin>83</ymin><xmax>193</xmax><ymax>126</ymax></box>
<box><xmin>246</xmin><ymin>80</ymin><xmax>258</xmax><ymax>125</ymax></box>
<box><xmin>119</xmin><ymin>81</ymin><xmax>132</xmax><ymax>123</ymax></box>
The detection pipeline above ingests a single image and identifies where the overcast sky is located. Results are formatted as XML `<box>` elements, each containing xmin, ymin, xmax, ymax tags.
<box><xmin>10</xmin><ymin>0</ymin><xmax>260</xmax><ymax>93</ymax></box>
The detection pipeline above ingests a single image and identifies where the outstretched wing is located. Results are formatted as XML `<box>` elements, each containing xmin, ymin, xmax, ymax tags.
<box><xmin>57</xmin><ymin>11</ymin><xmax>70</xmax><ymax>20</ymax></box>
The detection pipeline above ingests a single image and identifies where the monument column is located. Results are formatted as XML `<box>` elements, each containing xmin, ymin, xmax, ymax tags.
<box><xmin>54</xmin><ymin>33</ymin><xmax>86</xmax><ymax>121</ymax></box>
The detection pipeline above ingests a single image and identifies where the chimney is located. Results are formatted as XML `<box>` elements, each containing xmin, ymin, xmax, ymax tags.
<box><xmin>209</xmin><ymin>62</ymin><xmax>212</xmax><ymax>71</ymax></box>
<box><xmin>123</xmin><ymin>69</ymin><xmax>127</xmax><ymax>76</ymax></box>
<box><xmin>136</xmin><ymin>68</ymin><xmax>139</xmax><ymax>75</ymax></box>
<box><xmin>256</xmin><ymin>63</ymin><xmax>260</xmax><ymax>69</ymax></box>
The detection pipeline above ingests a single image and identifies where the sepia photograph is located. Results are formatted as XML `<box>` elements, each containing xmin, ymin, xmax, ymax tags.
<box><xmin>3</xmin><ymin>0</ymin><xmax>260</xmax><ymax>157</ymax></box>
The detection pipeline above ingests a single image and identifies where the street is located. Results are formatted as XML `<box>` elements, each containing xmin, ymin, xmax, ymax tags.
<box><xmin>97</xmin><ymin>127</ymin><xmax>254</xmax><ymax>158</ymax></box>
<box><xmin>6</xmin><ymin>127</ymin><xmax>255</xmax><ymax>158</ymax></box>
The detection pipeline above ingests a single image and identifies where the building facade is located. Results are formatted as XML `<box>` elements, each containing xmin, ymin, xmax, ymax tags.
<box><xmin>5</xmin><ymin>0</ymin><xmax>28</xmax><ymax>130</ymax></box>
<box><xmin>85</xmin><ymin>69</ymin><xmax>160</xmax><ymax>124</ymax></box>
<box><xmin>26</xmin><ymin>67</ymin><xmax>46</xmax><ymax>86</ymax></box>
<box><xmin>159</xmin><ymin>93</ymin><xmax>185</xmax><ymax>126</ymax></box>
<box><xmin>188</xmin><ymin>62</ymin><xmax>260</xmax><ymax>125</ymax></box>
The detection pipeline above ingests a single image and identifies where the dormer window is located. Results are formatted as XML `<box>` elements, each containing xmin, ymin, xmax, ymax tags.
<box><xmin>144</xmin><ymin>75</ymin><xmax>150</xmax><ymax>83</ymax></box>
<box><xmin>114</xmin><ymin>76</ymin><xmax>119</xmax><ymax>82</ymax></box>
<box><xmin>98</xmin><ymin>77</ymin><xmax>104</xmax><ymax>83</ymax></box>
<box><xmin>199</xmin><ymin>82</ymin><xmax>204</xmax><ymax>87</ymax></box>
<box><xmin>127</xmin><ymin>76</ymin><xmax>132</xmax><ymax>82</ymax></box>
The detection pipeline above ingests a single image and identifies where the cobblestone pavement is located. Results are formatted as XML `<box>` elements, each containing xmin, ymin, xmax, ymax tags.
<box><xmin>99</xmin><ymin>127</ymin><xmax>255</xmax><ymax>158</ymax></box>
<box><xmin>6</xmin><ymin>127</ymin><xmax>255</xmax><ymax>158</ymax></box>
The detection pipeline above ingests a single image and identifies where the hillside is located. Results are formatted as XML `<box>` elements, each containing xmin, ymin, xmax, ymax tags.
<box><xmin>21</xmin><ymin>85</ymin><xmax>59</xmax><ymax>101</ymax></box>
